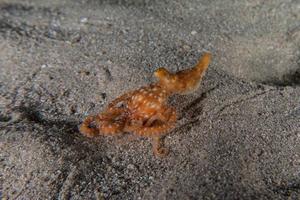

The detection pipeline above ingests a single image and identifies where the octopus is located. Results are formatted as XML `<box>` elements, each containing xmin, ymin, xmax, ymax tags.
<box><xmin>80</xmin><ymin>52</ymin><xmax>212</xmax><ymax>156</ymax></box>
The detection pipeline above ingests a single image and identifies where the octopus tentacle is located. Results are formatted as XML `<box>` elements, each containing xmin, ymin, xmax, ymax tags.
<box><xmin>123</xmin><ymin>116</ymin><xmax>145</xmax><ymax>133</ymax></box>
<box><xmin>152</xmin><ymin>136</ymin><xmax>169</xmax><ymax>156</ymax></box>
<box><xmin>96</xmin><ymin>107</ymin><xmax>128</xmax><ymax>135</ymax></box>
<box><xmin>98</xmin><ymin>120</ymin><xmax>125</xmax><ymax>135</ymax></box>
<box><xmin>132</xmin><ymin>108</ymin><xmax>177</xmax><ymax>137</ymax></box>
<box><xmin>80</xmin><ymin>107</ymin><xmax>128</xmax><ymax>137</ymax></box>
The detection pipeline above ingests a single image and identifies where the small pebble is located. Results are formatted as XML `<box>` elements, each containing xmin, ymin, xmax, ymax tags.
<box><xmin>41</xmin><ymin>64</ymin><xmax>47</xmax><ymax>68</ymax></box>
<box><xmin>191</xmin><ymin>30</ymin><xmax>197</xmax><ymax>35</ymax></box>
<box><xmin>80</xmin><ymin>17</ymin><xmax>88</xmax><ymax>23</ymax></box>
<box><xmin>183</xmin><ymin>45</ymin><xmax>191</xmax><ymax>50</ymax></box>
<box><xmin>127</xmin><ymin>164</ymin><xmax>135</xmax><ymax>170</ymax></box>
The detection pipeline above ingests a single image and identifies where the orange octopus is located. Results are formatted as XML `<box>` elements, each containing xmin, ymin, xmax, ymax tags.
<box><xmin>80</xmin><ymin>52</ymin><xmax>212</xmax><ymax>156</ymax></box>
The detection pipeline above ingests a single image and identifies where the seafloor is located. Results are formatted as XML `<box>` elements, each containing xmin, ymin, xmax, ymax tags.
<box><xmin>1</xmin><ymin>0</ymin><xmax>300</xmax><ymax>199</ymax></box>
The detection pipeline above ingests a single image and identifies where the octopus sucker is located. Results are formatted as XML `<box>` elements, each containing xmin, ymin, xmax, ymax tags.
<box><xmin>80</xmin><ymin>52</ymin><xmax>212</xmax><ymax>157</ymax></box>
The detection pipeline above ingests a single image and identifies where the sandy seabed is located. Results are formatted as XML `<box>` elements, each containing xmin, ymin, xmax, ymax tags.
<box><xmin>1</xmin><ymin>0</ymin><xmax>300</xmax><ymax>199</ymax></box>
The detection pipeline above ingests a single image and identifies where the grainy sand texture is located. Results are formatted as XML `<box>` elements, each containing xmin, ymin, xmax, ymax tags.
<box><xmin>1</xmin><ymin>0</ymin><xmax>300</xmax><ymax>199</ymax></box>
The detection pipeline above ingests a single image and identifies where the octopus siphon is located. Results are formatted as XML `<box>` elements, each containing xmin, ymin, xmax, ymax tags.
<box><xmin>80</xmin><ymin>52</ymin><xmax>212</xmax><ymax>157</ymax></box>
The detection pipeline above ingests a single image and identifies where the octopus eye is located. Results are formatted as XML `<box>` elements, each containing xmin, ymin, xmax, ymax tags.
<box><xmin>88</xmin><ymin>120</ymin><xmax>97</xmax><ymax>129</ymax></box>
<box><xmin>115</xmin><ymin>101</ymin><xmax>126</xmax><ymax>108</ymax></box>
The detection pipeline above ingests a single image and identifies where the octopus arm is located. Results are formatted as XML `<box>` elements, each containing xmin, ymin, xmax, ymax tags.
<box><xmin>132</xmin><ymin>107</ymin><xmax>177</xmax><ymax>137</ymax></box>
